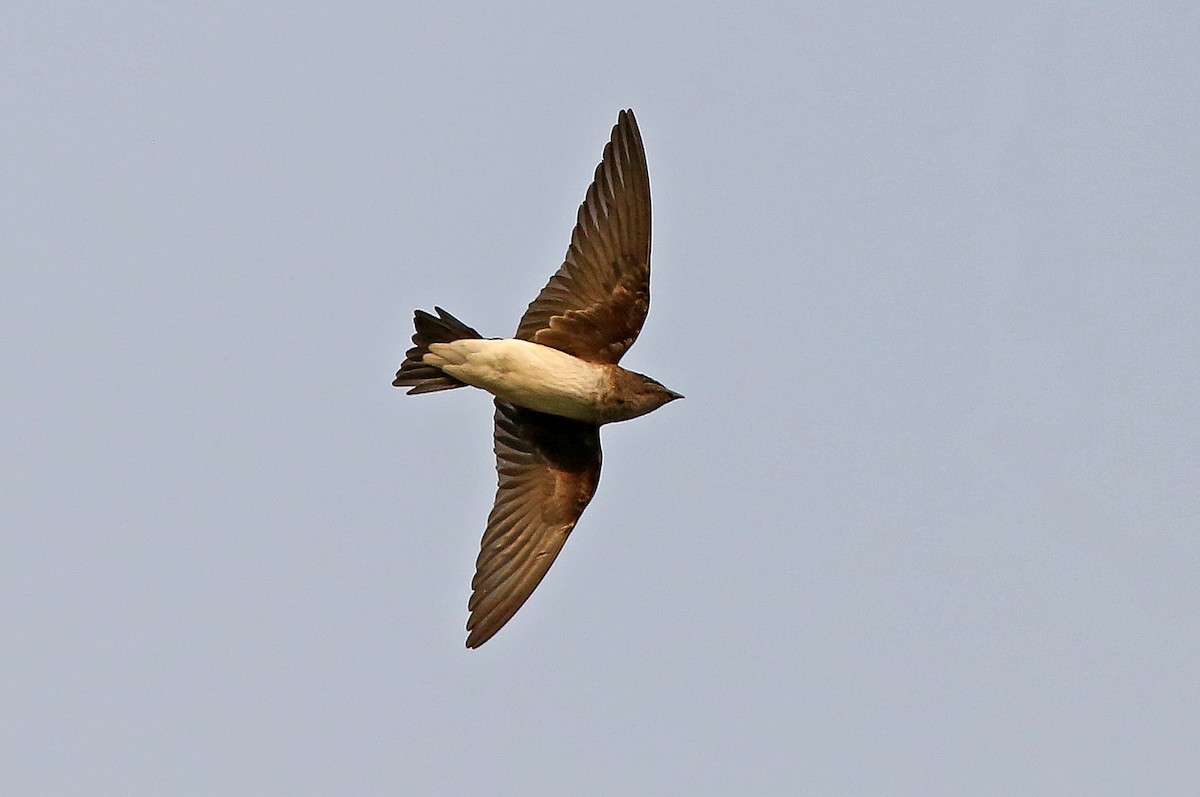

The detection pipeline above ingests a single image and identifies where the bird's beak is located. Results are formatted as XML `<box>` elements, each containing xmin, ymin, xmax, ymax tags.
<box><xmin>666</xmin><ymin>389</ymin><xmax>685</xmax><ymax>401</ymax></box>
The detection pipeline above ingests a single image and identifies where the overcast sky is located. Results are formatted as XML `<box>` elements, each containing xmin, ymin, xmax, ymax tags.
<box><xmin>3</xmin><ymin>2</ymin><xmax>1198</xmax><ymax>794</ymax></box>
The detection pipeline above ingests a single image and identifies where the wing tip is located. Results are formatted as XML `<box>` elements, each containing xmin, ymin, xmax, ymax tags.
<box><xmin>616</xmin><ymin>108</ymin><xmax>639</xmax><ymax>135</ymax></box>
<box><xmin>464</xmin><ymin>617</ymin><xmax>500</xmax><ymax>649</ymax></box>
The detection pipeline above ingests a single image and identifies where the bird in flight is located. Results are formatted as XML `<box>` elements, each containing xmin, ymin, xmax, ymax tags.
<box><xmin>393</xmin><ymin>109</ymin><xmax>682</xmax><ymax>648</ymax></box>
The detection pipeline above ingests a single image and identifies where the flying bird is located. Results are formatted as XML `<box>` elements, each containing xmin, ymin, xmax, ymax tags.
<box><xmin>393</xmin><ymin>109</ymin><xmax>681</xmax><ymax>648</ymax></box>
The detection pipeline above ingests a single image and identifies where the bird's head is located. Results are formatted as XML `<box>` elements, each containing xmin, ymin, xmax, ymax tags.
<box><xmin>643</xmin><ymin>379</ymin><xmax>684</xmax><ymax>406</ymax></box>
<box><xmin>609</xmin><ymin>372</ymin><xmax>686</xmax><ymax>422</ymax></box>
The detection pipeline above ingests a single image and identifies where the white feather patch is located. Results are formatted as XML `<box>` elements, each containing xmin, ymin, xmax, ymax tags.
<box><xmin>426</xmin><ymin>339</ymin><xmax>607</xmax><ymax>421</ymax></box>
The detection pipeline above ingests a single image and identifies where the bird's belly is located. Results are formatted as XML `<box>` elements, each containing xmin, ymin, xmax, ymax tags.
<box><xmin>426</xmin><ymin>338</ymin><xmax>607</xmax><ymax>422</ymax></box>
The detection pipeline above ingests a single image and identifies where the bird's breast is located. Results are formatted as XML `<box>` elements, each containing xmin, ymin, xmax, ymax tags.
<box><xmin>425</xmin><ymin>338</ymin><xmax>610</xmax><ymax>422</ymax></box>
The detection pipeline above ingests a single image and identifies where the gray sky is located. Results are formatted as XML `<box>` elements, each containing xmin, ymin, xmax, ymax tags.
<box><xmin>3</xmin><ymin>2</ymin><xmax>1198</xmax><ymax>794</ymax></box>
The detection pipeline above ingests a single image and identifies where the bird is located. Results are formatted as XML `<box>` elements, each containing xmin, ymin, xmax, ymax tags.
<box><xmin>393</xmin><ymin>109</ymin><xmax>682</xmax><ymax>648</ymax></box>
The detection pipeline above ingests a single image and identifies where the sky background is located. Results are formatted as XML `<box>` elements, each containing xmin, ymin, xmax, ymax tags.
<box><xmin>3</xmin><ymin>1</ymin><xmax>1198</xmax><ymax>794</ymax></box>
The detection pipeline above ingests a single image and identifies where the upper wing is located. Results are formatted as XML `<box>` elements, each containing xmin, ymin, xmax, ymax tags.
<box><xmin>515</xmin><ymin>109</ymin><xmax>651</xmax><ymax>364</ymax></box>
<box><xmin>465</xmin><ymin>400</ymin><xmax>602</xmax><ymax>647</ymax></box>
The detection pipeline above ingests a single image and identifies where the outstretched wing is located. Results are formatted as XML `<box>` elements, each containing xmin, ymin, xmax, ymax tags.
<box><xmin>465</xmin><ymin>400</ymin><xmax>602</xmax><ymax>647</ymax></box>
<box><xmin>515</xmin><ymin>109</ymin><xmax>651</xmax><ymax>364</ymax></box>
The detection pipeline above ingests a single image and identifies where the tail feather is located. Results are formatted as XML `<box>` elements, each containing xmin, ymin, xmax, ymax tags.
<box><xmin>393</xmin><ymin>307</ymin><xmax>483</xmax><ymax>394</ymax></box>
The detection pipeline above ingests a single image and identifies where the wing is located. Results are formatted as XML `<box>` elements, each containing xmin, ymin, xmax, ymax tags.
<box><xmin>465</xmin><ymin>400</ymin><xmax>602</xmax><ymax>647</ymax></box>
<box><xmin>515</xmin><ymin>108</ymin><xmax>651</xmax><ymax>364</ymax></box>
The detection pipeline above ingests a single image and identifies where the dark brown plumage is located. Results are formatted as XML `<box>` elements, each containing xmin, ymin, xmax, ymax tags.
<box><xmin>393</xmin><ymin>109</ymin><xmax>679</xmax><ymax>647</ymax></box>
<box><xmin>466</xmin><ymin>401</ymin><xmax>601</xmax><ymax>647</ymax></box>
<box><xmin>516</xmin><ymin>109</ymin><xmax>651</xmax><ymax>365</ymax></box>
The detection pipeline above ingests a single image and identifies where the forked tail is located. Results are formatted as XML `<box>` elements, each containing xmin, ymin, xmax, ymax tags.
<box><xmin>392</xmin><ymin>307</ymin><xmax>483</xmax><ymax>394</ymax></box>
